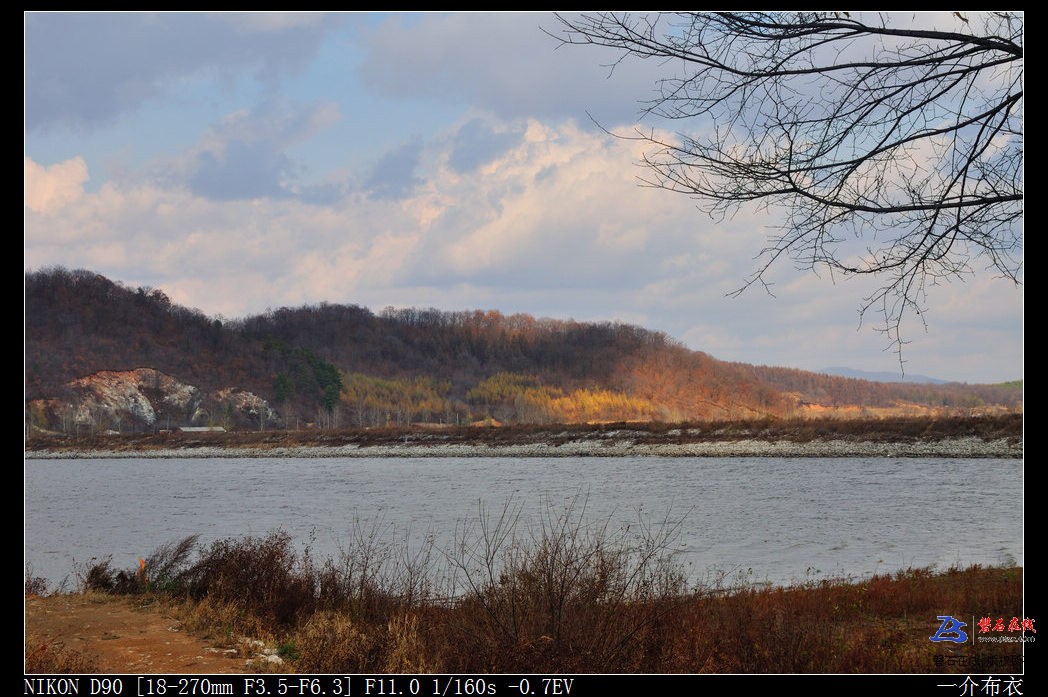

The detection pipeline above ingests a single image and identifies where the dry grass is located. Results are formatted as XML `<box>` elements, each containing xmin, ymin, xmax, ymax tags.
<box><xmin>24</xmin><ymin>636</ymin><xmax>100</xmax><ymax>673</ymax></box>
<box><xmin>70</xmin><ymin>510</ymin><xmax>1024</xmax><ymax>673</ymax></box>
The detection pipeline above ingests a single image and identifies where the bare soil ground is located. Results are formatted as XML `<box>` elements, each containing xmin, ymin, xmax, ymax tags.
<box><xmin>25</xmin><ymin>593</ymin><xmax>253</xmax><ymax>674</ymax></box>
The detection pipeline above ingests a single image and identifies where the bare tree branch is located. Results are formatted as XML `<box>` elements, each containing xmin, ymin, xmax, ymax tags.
<box><xmin>553</xmin><ymin>11</ymin><xmax>1023</xmax><ymax>370</ymax></box>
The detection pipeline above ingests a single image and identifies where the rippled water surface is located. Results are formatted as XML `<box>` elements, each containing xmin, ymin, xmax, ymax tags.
<box><xmin>24</xmin><ymin>456</ymin><xmax>1022</xmax><ymax>589</ymax></box>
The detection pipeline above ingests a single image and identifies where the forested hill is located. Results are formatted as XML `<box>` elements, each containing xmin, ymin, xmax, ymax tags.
<box><xmin>24</xmin><ymin>268</ymin><xmax>1022</xmax><ymax>432</ymax></box>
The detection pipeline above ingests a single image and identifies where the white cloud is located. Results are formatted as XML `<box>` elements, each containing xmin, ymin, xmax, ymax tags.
<box><xmin>402</xmin><ymin>119</ymin><xmax>718</xmax><ymax>290</ymax></box>
<box><xmin>26</xmin><ymin>118</ymin><xmax>718</xmax><ymax>309</ymax></box>
<box><xmin>24</xmin><ymin>157</ymin><xmax>89</xmax><ymax>213</ymax></box>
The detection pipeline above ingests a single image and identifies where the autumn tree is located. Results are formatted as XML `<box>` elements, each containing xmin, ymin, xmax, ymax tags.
<box><xmin>554</xmin><ymin>12</ymin><xmax>1023</xmax><ymax>365</ymax></box>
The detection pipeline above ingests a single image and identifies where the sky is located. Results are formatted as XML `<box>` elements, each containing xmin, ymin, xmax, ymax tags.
<box><xmin>24</xmin><ymin>12</ymin><xmax>1023</xmax><ymax>384</ymax></box>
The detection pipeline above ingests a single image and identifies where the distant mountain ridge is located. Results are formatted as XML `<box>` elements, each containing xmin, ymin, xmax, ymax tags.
<box><xmin>819</xmin><ymin>367</ymin><xmax>950</xmax><ymax>385</ymax></box>
<box><xmin>24</xmin><ymin>267</ymin><xmax>1023</xmax><ymax>434</ymax></box>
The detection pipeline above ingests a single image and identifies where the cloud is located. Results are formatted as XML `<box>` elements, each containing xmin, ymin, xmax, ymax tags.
<box><xmin>25</xmin><ymin>119</ymin><xmax>715</xmax><ymax>314</ymax></box>
<box><xmin>25</xmin><ymin>12</ymin><xmax>340</xmax><ymax>132</ymax></box>
<box><xmin>154</xmin><ymin>100</ymin><xmax>341</xmax><ymax>201</ymax></box>
<box><xmin>399</xmin><ymin>120</ymin><xmax>753</xmax><ymax>295</ymax></box>
<box><xmin>217</xmin><ymin>12</ymin><xmax>334</xmax><ymax>32</ymax></box>
<box><xmin>356</xmin><ymin>13</ymin><xmax>665</xmax><ymax>125</ymax></box>
<box><xmin>364</xmin><ymin>139</ymin><xmax>423</xmax><ymax>200</ymax></box>
<box><xmin>189</xmin><ymin>141</ymin><xmax>294</xmax><ymax>200</ymax></box>
<box><xmin>24</xmin><ymin>156</ymin><xmax>89</xmax><ymax>213</ymax></box>
<box><xmin>448</xmin><ymin>118</ymin><xmax>525</xmax><ymax>173</ymax></box>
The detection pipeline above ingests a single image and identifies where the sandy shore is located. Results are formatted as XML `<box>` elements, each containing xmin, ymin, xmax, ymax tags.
<box><xmin>24</xmin><ymin>435</ymin><xmax>1021</xmax><ymax>459</ymax></box>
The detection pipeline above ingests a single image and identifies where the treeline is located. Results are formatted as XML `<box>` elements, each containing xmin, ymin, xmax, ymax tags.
<box><xmin>26</xmin><ymin>267</ymin><xmax>245</xmax><ymax>397</ymax></box>
<box><xmin>741</xmin><ymin>364</ymin><xmax>1024</xmax><ymax>410</ymax></box>
<box><xmin>337</xmin><ymin>372</ymin><xmax>660</xmax><ymax>427</ymax></box>
<box><xmin>25</xmin><ymin>267</ymin><xmax>1022</xmax><ymax>431</ymax></box>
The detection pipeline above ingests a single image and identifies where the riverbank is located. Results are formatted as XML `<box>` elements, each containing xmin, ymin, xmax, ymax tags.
<box><xmin>23</xmin><ymin>437</ymin><xmax>1022</xmax><ymax>459</ymax></box>
<box><xmin>26</xmin><ymin>536</ymin><xmax>1026</xmax><ymax>674</ymax></box>
<box><xmin>25</xmin><ymin>414</ymin><xmax>1023</xmax><ymax>458</ymax></box>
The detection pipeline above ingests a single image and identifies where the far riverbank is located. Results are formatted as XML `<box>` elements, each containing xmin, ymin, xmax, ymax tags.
<box><xmin>25</xmin><ymin>414</ymin><xmax>1023</xmax><ymax>459</ymax></box>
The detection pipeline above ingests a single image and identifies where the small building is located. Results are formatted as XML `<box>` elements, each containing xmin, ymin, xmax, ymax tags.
<box><xmin>177</xmin><ymin>426</ymin><xmax>226</xmax><ymax>432</ymax></box>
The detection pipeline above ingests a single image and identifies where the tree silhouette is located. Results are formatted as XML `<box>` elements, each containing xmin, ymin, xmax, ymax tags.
<box><xmin>554</xmin><ymin>12</ymin><xmax>1023</xmax><ymax>366</ymax></box>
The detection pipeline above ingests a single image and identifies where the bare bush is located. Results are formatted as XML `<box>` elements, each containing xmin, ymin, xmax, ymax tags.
<box><xmin>443</xmin><ymin>493</ymin><xmax>690</xmax><ymax>671</ymax></box>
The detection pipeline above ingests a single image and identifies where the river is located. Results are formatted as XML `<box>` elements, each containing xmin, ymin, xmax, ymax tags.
<box><xmin>23</xmin><ymin>456</ymin><xmax>1023</xmax><ymax>591</ymax></box>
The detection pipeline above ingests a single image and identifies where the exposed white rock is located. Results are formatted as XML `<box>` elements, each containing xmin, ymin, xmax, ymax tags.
<box><xmin>27</xmin><ymin>368</ymin><xmax>280</xmax><ymax>432</ymax></box>
<box><xmin>67</xmin><ymin>368</ymin><xmax>201</xmax><ymax>427</ymax></box>
<box><xmin>209</xmin><ymin>387</ymin><xmax>280</xmax><ymax>426</ymax></box>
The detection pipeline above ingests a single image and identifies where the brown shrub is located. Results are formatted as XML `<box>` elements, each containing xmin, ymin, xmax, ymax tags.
<box><xmin>25</xmin><ymin>636</ymin><xmax>99</xmax><ymax>673</ymax></box>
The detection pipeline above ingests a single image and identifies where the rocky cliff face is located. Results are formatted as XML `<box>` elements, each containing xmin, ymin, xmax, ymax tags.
<box><xmin>26</xmin><ymin>368</ymin><xmax>280</xmax><ymax>433</ymax></box>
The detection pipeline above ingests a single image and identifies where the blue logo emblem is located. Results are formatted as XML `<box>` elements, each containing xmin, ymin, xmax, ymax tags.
<box><xmin>930</xmin><ymin>616</ymin><xmax>968</xmax><ymax>643</ymax></box>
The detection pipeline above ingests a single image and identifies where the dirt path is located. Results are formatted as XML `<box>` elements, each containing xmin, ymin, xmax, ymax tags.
<box><xmin>25</xmin><ymin>593</ymin><xmax>260</xmax><ymax>674</ymax></box>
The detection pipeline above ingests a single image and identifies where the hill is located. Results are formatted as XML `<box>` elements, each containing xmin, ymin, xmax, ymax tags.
<box><xmin>24</xmin><ymin>267</ymin><xmax>1022</xmax><ymax>434</ymax></box>
<box><xmin>819</xmin><ymin>367</ymin><xmax>949</xmax><ymax>384</ymax></box>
